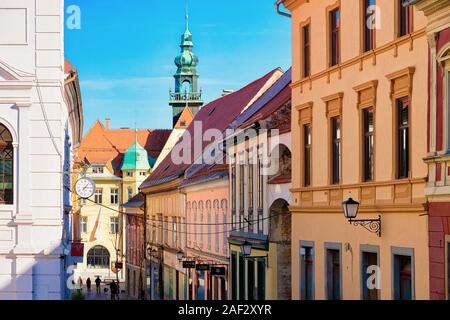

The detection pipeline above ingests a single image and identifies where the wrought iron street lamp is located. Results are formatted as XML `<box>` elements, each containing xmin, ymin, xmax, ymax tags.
<box><xmin>240</xmin><ymin>241</ymin><xmax>253</xmax><ymax>257</ymax></box>
<box><xmin>342</xmin><ymin>197</ymin><xmax>381</xmax><ymax>237</ymax></box>
<box><xmin>177</xmin><ymin>250</ymin><xmax>184</xmax><ymax>261</ymax></box>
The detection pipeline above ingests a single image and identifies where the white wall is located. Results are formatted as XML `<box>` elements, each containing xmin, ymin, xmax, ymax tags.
<box><xmin>0</xmin><ymin>0</ymin><xmax>72</xmax><ymax>300</ymax></box>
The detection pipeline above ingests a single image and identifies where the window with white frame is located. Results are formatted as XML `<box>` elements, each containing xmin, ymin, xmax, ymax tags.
<box><xmin>94</xmin><ymin>189</ymin><xmax>103</xmax><ymax>204</ymax></box>
<box><xmin>92</xmin><ymin>166</ymin><xmax>104</xmax><ymax>174</ymax></box>
<box><xmin>110</xmin><ymin>188</ymin><xmax>119</xmax><ymax>204</ymax></box>
<box><xmin>110</xmin><ymin>217</ymin><xmax>119</xmax><ymax>234</ymax></box>
<box><xmin>80</xmin><ymin>217</ymin><xmax>87</xmax><ymax>234</ymax></box>
<box><xmin>172</xmin><ymin>217</ymin><xmax>177</xmax><ymax>248</ymax></box>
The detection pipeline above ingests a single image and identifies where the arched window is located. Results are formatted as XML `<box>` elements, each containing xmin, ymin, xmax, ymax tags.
<box><xmin>221</xmin><ymin>199</ymin><xmax>228</xmax><ymax>254</ymax></box>
<box><xmin>87</xmin><ymin>245</ymin><xmax>110</xmax><ymax>269</ymax></box>
<box><xmin>192</xmin><ymin>201</ymin><xmax>197</xmax><ymax>246</ymax></box>
<box><xmin>182</xmin><ymin>81</ymin><xmax>191</xmax><ymax>94</ymax></box>
<box><xmin>0</xmin><ymin>124</ymin><xmax>13</xmax><ymax>205</ymax></box>
<box><xmin>214</xmin><ymin>200</ymin><xmax>219</xmax><ymax>253</ymax></box>
<box><xmin>199</xmin><ymin>201</ymin><xmax>204</xmax><ymax>248</ymax></box>
<box><xmin>206</xmin><ymin>200</ymin><xmax>212</xmax><ymax>250</ymax></box>
<box><xmin>186</xmin><ymin>202</ymin><xmax>191</xmax><ymax>245</ymax></box>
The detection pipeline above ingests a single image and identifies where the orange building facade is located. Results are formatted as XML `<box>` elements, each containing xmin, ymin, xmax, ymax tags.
<box><xmin>282</xmin><ymin>0</ymin><xmax>429</xmax><ymax>299</ymax></box>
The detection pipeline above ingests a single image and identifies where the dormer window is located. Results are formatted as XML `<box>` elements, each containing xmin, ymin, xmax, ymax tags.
<box><xmin>93</xmin><ymin>166</ymin><xmax>104</xmax><ymax>174</ymax></box>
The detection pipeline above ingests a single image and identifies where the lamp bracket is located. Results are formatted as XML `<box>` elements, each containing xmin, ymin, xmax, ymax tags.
<box><xmin>348</xmin><ymin>215</ymin><xmax>381</xmax><ymax>237</ymax></box>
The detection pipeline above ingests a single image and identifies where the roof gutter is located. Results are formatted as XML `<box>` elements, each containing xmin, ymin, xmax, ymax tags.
<box><xmin>275</xmin><ymin>0</ymin><xmax>292</xmax><ymax>18</ymax></box>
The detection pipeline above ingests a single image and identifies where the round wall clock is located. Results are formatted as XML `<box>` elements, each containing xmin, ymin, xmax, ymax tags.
<box><xmin>75</xmin><ymin>177</ymin><xmax>96</xmax><ymax>199</ymax></box>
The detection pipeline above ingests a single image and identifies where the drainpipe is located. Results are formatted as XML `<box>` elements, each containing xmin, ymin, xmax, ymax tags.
<box><xmin>275</xmin><ymin>0</ymin><xmax>291</xmax><ymax>18</ymax></box>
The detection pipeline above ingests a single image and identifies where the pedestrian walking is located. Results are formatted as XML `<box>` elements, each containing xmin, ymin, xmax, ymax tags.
<box><xmin>95</xmin><ymin>276</ymin><xmax>101</xmax><ymax>294</ymax></box>
<box><xmin>78</xmin><ymin>277</ymin><xmax>83</xmax><ymax>291</ymax></box>
<box><xmin>109</xmin><ymin>280</ymin><xmax>117</xmax><ymax>300</ymax></box>
<box><xmin>86</xmin><ymin>277</ymin><xmax>91</xmax><ymax>292</ymax></box>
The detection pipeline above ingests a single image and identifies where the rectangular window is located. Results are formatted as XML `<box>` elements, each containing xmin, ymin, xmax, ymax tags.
<box><xmin>94</xmin><ymin>189</ymin><xmax>103</xmax><ymax>204</ymax></box>
<box><xmin>331</xmin><ymin>117</ymin><xmax>341</xmax><ymax>184</ymax></box>
<box><xmin>300</xmin><ymin>245</ymin><xmax>314</xmax><ymax>300</ymax></box>
<box><xmin>126</xmin><ymin>172</ymin><xmax>133</xmax><ymax>177</ymax></box>
<box><xmin>110</xmin><ymin>188</ymin><xmax>119</xmax><ymax>204</ymax></box>
<box><xmin>172</xmin><ymin>218</ymin><xmax>177</xmax><ymax>248</ymax></box>
<box><xmin>397</xmin><ymin>97</ymin><xmax>409</xmax><ymax>179</ymax></box>
<box><xmin>80</xmin><ymin>217</ymin><xmax>87</xmax><ymax>234</ymax></box>
<box><xmin>361</xmin><ymin>251</ymin><xmax>379</xmax><ymax>300</ymax></box>
<box><xmin>110</xmin><ymin>217</ymin><xmax>119</xmax><ymax>234</ymax></box>
<box><xmin>330</xmin><ymin>8</ymin><xmax>340</xmax><ymax>66</ymax></box>
<box><xmin>363</xmin><ymin>108</ymin><xmax>374</xmax><ymax>181</ymax></box>
<box><xmin>163</xmin><ymin>217</ymin><xmax>168</xmax><ymax>245</ymax></box>
<box><xmin>393</xmin><ymin>254</ymin><xmax>413</xmax><ymax>300</ymax></box>
<box><xmin>128</xmin><ymin>188</ymin><xmax>133</xmax><ymax>201</ymax></box>
<box><xmin>140</xmin><ymin>172</ymin><xmax>147</xmax><ymax>176</ymax></box>
<box><xmin>231</xmin><ymin>165</ymin><xmax>236</xmax><ymax>210</ymax></box>
<box><xmin>93</xmin><ymin>167</ymin><xmax>104</xmax><ymax>174</ymax></box>
<box><xmin>399</xmin><ymin>0</ymin><xmax>413</xmax><ymax>37</ymax></box>
<box><xmin>326</xmin><ymin>248</ymin><xmax>341</xmax><ymax>300</ymax></box>
<box><xmin>239</xmin><ymin>164</ymin><xmax>245</xmax><ymax>211</ymax></box>
<box><xmin>152</xmin><ymin>222</ymin><xmax>156</xmax><ymax>244</ymax></box>
<box><xmin>257</xmin><ymin>156</ymin><xmax>263</xmax><ymax>210</ymax></box>
<box><xmin>248</xmin><ymin>164</ymin><xmax>254</xmax><ymax>209</ymax></box>
<box><xmin>363</xmin><ymin>0</ymin><xmax>375</xmax><ymax>52</ymax></box>
<box><xmin>304</xmin><ymin>124</ymin><xmax>312</xmax><ymax>187</ymax></box>
<box><xmin>302</xmin><ymin>24</ymin><xmax>311</xmax><ymax>77</ymax></box>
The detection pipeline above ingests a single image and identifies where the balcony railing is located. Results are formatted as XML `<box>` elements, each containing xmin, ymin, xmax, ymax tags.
<box><xmin>169</xmin><ymin>92</ymin><xmax>203</xmax><ymax>103</ymax></box>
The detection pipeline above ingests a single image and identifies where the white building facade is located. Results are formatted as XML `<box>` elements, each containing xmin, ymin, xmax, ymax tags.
<box><xmin>0</xmin><ymin>0</ymin><xmax>83</xmax><ymax>300</ymax></box>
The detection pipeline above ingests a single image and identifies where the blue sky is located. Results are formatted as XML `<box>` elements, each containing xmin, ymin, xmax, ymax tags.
<box><xmin>64</xmin><ymin>0</ymin><xmax>291</xmax><ymax>134</ymax></box>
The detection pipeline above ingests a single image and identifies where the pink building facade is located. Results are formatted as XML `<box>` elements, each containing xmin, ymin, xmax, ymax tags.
<box><xmin>181</xmin><ymin>167</ymin><xmax>229</xmax><ymax>300</ymax></box>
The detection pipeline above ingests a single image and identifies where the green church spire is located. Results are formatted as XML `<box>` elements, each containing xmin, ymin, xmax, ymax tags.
<box><xmin>169</xmin><ymin>2</ymin><xmax>203</xmax><ymax>127</ymax></box>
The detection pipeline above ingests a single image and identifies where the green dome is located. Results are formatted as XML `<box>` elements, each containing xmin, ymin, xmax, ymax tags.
<box><xmin>121</xmin><ymin>142</ymin><xmax>151</xmax><ymax>171</ymax></box>
<box><xmin>174</xmin><ymin>13</ymin><xmax>199</xmax><ymax>73</ymax></box>
<box><xmin>175</xmin><ymin>50</ymin><xmax>198</xmax><ymax>69</ymax></box>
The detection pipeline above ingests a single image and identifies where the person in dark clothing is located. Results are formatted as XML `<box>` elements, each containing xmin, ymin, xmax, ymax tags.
<box><xmin>95</xmin><ymin>276</ymin><xmax>101</xmax><ymax>294</ymax></box>
<box><xmin>86</xmin><ymin>277</ymin><xmax>91</xmax><ymax>292</ymax></box>
<box><xmin>109</xmin><ymin>281</ymin><xmax>117</xmax><ymax>300</ymax></box>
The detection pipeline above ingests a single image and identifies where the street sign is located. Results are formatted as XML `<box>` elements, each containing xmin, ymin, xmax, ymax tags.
<box><xmin>182</xmin><ymin>261</ymin><xmax>196</xmax><ymax>269</ymax></box>
<box><xmin>195</xmin><ymin>264</ymin><xmax>210</xmax><ymax>271</ymax></box>
<box><xmin>210</xmin><ymin>266</ymin><xmax>226</xmax><ymax>276</ymax></box>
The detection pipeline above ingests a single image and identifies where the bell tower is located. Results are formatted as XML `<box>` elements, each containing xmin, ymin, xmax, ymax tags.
<box><xmin>169</xmin><ymin>7</ymin><xmax>203</xmax><ymax>127</ymax></box>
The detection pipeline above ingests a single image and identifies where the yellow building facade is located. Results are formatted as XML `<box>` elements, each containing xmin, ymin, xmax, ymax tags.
<box><xmin>281</xmin><ymin>0</ymin><xmax>429</xmax><ymax>299</ymax></box>
<box><xmin>73</xmin><ymin>120</ymin><xmax>171</xmax><ymax>284</ymax></box>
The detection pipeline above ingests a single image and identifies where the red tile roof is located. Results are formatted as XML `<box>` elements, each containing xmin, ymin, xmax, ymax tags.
<box><xmin>77</xmin><ymin>120</ymin><xmax>171</xmax><ymax>177</ymax></box>
<box><xmin>238</xmin><ymin>85</ymin><xmax>291</xmax><ymax>130</ymax></box>
<box><xmin>64</xmin><ymin>58</ymin><xmax>75</xmax><ymax>74</ymax></box>
<box><xmin>141</xmin><ymin>68</ymin><xmax>281</xmax><ymax>188</ymax></box>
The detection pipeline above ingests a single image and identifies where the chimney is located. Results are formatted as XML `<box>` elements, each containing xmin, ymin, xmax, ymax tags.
<box><xmin>222</xmin><ymin>90</ymin><xmax>234</xmax><ymax>96</ymax></box>
<box><xmin>105</xmin><ymin>118</ymin><xmax>110</xmax><ymax>130</ymax></box>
